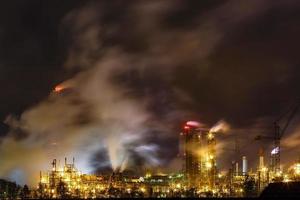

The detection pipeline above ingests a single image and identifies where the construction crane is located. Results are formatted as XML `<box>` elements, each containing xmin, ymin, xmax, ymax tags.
<box><xmin>255</xmin><ymin>99</ymin><xmax>300</xmax><ymax>174</ymax></box>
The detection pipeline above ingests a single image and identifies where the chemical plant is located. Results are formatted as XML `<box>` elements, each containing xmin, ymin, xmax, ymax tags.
<box><xmin>27</xmin><ymin>112</ymin><xmax>300</xmax><ymax>199</ymax></box>
<box><xmin>1</xmin><ymin>102</ymin><xmax>299</xmax><ymax>198</ymax></box>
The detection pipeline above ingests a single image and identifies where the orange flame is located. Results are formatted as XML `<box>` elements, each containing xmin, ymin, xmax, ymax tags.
<box><xmin>54</xmin><ymin>85</ymin><xmax>65</xmax><ymax>93</ymax></box>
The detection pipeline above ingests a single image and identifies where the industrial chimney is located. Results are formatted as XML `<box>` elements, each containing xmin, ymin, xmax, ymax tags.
<box><xmin>235</xmin><ymin>162</ymin><xmax>239</xmax><ymax>176</ymax></box>
<box><xmin>242</xmin><ymin>156</ymin><xmax>248</xmax><ymax>175</ymax></box>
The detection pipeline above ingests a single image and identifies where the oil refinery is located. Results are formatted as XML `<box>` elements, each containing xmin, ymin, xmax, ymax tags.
<box><xmin>1</xmin><ymin>117</ymin><xmax>297</xmax><ymax>199</ymax></box>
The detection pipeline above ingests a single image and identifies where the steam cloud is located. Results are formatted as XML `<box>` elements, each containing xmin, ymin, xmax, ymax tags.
<box><xmin>0</xmin><ymin>0</ymin><xmax>286</xmax><ymax>185</ymax></box>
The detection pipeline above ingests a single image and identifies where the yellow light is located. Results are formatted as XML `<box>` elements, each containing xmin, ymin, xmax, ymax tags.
<box><xmin>51</xmin><ymin>189</ymin><xmax>55</xmax><ymax>193</ymax></box>
<box><xmin>208</xmin><ymin>132</ymin><xmax>214</xmax><ymax>139</ymax></box>
<box><xmin>176</xmin><ymin>183</ymin><xmax>181</xmax><ymax>188</ymax></box>
<box><xmin>41</xmin><ymin>177</ymin><xmax>48</xmax><ymax>183</ymax></box>
<box><xmin>140</xmin><ymin>187</ymin><xmax>146</xmax><ymax>193</ymax></box>
<box><xmin>206</xmin><ymin>162</ymin><xmax>212</xmax><ymax>169</ymax></box>
<box><xmin>145</xmin><ymin>173</ymin><xmax>151</xmax><ymax>178</ymax></box>
<box><xmin>204</xmin><ymin>185</ymin><xmax>209</xmax><ymax>191</ymax></box>
<box><xmin>218</xmin><ymin>173</ymin><xmax>223</xmax><ymax>178</ymax></box>
<box><xmin>262</xmin><ymin>167</ymin><xmax>267</xmax><ymax>172</ymax></box>
<box><xmin>294</xmin><ymin>163</ymin><xmax>300</xmax><ymax>175</ymax></box>
<box><xmin>276</xmin><ymin>171</ymin><xmax>282</xmax><ymax>177</ymax></box>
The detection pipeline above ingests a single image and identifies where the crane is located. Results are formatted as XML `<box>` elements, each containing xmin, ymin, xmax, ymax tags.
<box><xmin>255</xmin><ymin>99</ymin><xmax>300</xmax><ymax>174</ymax></box>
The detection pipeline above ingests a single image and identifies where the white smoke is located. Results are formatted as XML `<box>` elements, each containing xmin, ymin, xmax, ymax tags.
<box><xmin>210</xmin><ymin>120</ymin><xmax>230</xmax><ymax>133</ymax></box>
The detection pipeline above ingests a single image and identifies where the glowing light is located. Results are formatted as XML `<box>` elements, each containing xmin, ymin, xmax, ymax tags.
<box><xmin>276</xmin><ymin>171</ymin><xmax>282</xmax><ymax>177</ymax></box>
<box><xmin>283</xmin><ymin>175</ymin><xmax>291</xmax><ymax>183</ymax></box>
<box><xmin>294</xmin><ymin>163</ymin><xmax>300</xmax><ymax>175</ymax></box>
<box><xmin>145</xmin><ymin>173</ymin><xmax>152</xmax><ymax>178</ymax></box>
<box><xmin>271</xmin><ymin>147</ymin><xmax>279</xmax><ymax>155</ymax></box>
<box><xmin>54</xmin><ymin>85</ymin><xmax>65</xmax><ymax>93</ymax></box>
<box><xmin>206</xmin><ymin>162</ymin><xmax>212</xmax><ymax>169</ymax></box>
<box><xmin>41</xmin><ymin>177</ymin><xmax>48</xmax><ymax>184</ymax></box>
<box><xmin>186</xmin><ymin>121</ymin><xmax>201</xmax><ymax>127</ymax></box>
<box><xmin>207</xmin><ymin>132</ymin><xmax>214</xmax><ymax>139</ymax></box>
<box><xmin>261</xmin><ymin>167</ymin><xmax>268</xmax><ymax>172</ymax></box>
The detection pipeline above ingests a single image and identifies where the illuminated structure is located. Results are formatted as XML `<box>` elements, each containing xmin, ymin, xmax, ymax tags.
<box><xmin>181</xmin><ymin>121</ymin><xmax>202</xmax><ymax>187</ymax></box>
<box><xmin>256</xmin><ymin>149</ymin><xmax>269</xmax><ymax>192</ymax></box>
<box><xmin>180</xmin><ymin>121</ymin><xmax>217</xmax><ymax>190</ymax></box>
<box><xmin>38</xmin><ymin>158</ymin><xmax>107</xmax><ymax>198</ymax></box>
<box><xmin>242</xmin><ymin>156</ymin><xmax>248</xmax><ymax>175</ymax></box>
<box><xmin>206</xmin><ymin>131</ymin><xmax>217</xmax><ymax>190</ymax></box>
<box><xmin>32</xmin><ymin>118</ymin><xmax>300</xmax><ymax>199</ymax></box>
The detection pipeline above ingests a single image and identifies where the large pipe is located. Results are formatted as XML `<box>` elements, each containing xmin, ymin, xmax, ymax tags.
<box><xmin>242</xmin><ymin>156</ymin><xmax>248</xmax><ymax>175</ymax></box>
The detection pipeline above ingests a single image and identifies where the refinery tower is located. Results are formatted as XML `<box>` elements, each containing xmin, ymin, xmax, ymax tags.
<box><xmin>179</xmin><ymin>121</ymin><xmax>217</xmax><ymax>189</ymax></box>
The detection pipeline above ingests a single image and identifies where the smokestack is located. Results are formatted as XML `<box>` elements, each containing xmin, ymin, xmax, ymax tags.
<box><xmin>259</xmin><ymin>148</ymin><xmax>264</xmax><ymax>169</ymax></box>
<box><xmin>73</xmin><ymin>157</ymin><xmax>75</xmax><ymax>165</ymax></box>
<box><xmin>235</xmin><ymin>162</ymin><xmax>239</xmax><ymax>176</ymax></box>
<box><xmin>65</xmin><ymin>157</ymin><xmax>67</xmax><ymax>165</ymax></box>
<box><xmin>242</xmin><ymin>156</ymin><xmax>248</xmax><ymax>175</ymax></box>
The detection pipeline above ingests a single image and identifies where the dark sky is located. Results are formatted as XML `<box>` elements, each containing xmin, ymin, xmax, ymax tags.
<box><xmin>1</xmin><ymin>0</ymin><xmax>300</xmax><ymax>183</ymax></box>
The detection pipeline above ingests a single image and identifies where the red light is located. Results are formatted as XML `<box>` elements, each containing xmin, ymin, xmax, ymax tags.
<box><xmin>184</xmin><ymin>125</ymin><xmax>190</xmax><ymax>130</ymax></box>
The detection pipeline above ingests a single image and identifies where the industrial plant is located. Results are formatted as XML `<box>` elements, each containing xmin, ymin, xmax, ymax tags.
<box><xmin>0</xmin><ymin>101</ymin><xmax>299</xmax><ymax>198</ymax></box>
<box><xmin>3</xmin><ymin>105</ymin><xmax>298</xmax><ymax>199</ymax></box>
<box><xmin>1</xmin><ymin>105</ymin><xmax>300</xmax><ymax>199</ymax></box>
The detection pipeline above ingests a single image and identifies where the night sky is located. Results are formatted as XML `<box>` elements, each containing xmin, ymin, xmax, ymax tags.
<box><xmin>1</xmin><ymin>0</ymin><xmax>300</xmax><ymax>185</ymax></box>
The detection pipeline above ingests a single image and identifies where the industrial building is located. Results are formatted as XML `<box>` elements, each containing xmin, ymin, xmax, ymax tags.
<box><xmin>179</xmin><ymin>121</ymin><xmax>217</xmax><ymax>192</ymax></box>
<box><xmin>30</xmin><ymin>114</ymin><xmax>300</xmax><ymax>198</ymax></box>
